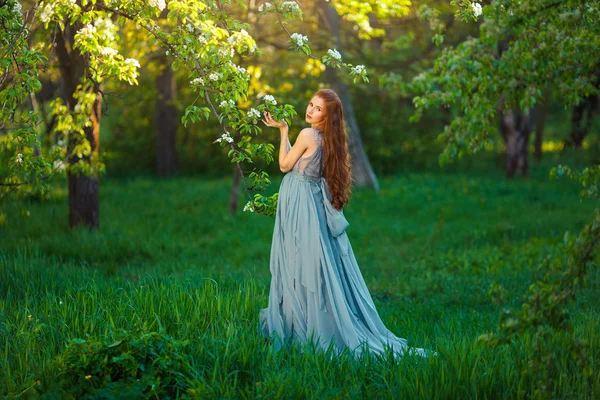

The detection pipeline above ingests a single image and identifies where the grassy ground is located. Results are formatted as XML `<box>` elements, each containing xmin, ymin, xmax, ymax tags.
<box><xmin>1</xmin><ymin>153</ymin><xmax>599</xmax><ymax>398</ymax></box>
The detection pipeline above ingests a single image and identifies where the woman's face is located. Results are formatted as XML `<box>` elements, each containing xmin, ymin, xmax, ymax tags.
<box><xmin>305</xmin><ymin>96</ymin><xmax>326</xmax><ymax>126</ymax></box>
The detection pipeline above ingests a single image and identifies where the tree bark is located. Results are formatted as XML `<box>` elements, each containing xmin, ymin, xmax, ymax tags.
<box><xmin>228</xmin><ymin>164</ymin><xmax>242</xmax><ymax>214</ymax></box>
<box><xmin>566</xmin><ymin>94</ymin><xmax>597</xmax><ymax>148</ymax></box>
<box><xmin>68</xmin><ymin>93</ymin><xmax>101</xmax><ymax>229</ymax></box>
<box><xmin>155</xmin><ymin>57</ymin><xmax>179</xmax><ymax>177</ymax></box>
<box><xmin>55</xmin><ymin>24</ymin><xmax>100</xmax><ymax>229</ymax></box>
<box><xmin>500</xmin><ymin>109</ymin><xmax>532</xmax><ymax>178</ymax></box>
<box><xmin>534</xmin><ymin>100</ymin><xmax>546</xmax><ymax>160</ymax></box>
<box><xmin>318</xmin><ymin>0</ymin><xmax>380</xmax><ymax>191</ymax></box>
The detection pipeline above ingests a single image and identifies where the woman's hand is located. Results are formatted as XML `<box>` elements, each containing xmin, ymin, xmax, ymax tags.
<box><xmin>262</xmin><ymin>111</ymin><xmax>288</xmax><ymax>128</ymax></box>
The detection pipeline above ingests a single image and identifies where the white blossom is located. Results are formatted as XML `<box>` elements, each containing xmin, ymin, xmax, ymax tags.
<box><xmin>229</xmin><ymin>60</ymin><xmax>250</xmax><ymax>79</ymax></box>
<box><xmin>53</xmin><ymin>160</ymin><xmax>66</xmax><ymax>172</ymax></box>
<box><xmin>100</xmin><ymin>46</ymin><xmax>118</xmax><ymax>56</ymax></box>
<box><xmin>191</xmin><ymin>77</ymin><xmax>205</xmax><ymax>86</ymax></box>
<box><xmin>209</xmin><ymin>72</ymin><xmax>221</xmax><ymax>81</ymax></box>
<box><xmin>77</xmin><ymin>23</ymin><xmax>97</xmax><ymax>39</ymax></box>
<box><xmin>125</xmin><ymin>58</ymin><xmax>141</xmax><ymax>68</ymax></box>
<box><xmin>15</xmin><ymin>153</ymin><xmax>23</xmax><ymax>164</ymax></box>
<box><xmin>94</xmin><ymin>17</ymin><xmax>116</xmax><ymax>41</ymax></box>
<box><xmin>216</xmin><ymin>133</ymin><xmax>234</xmax><ymax>143</ymax></box>
<box><xmin>230</xmin><ymin>62</ymin><xmax>247</xmax><ymax>76</ymax></box>
<box><xmin>12</xmin><ymin>1</ymin><xmax>22</xmax><ymax>16</ymax></box>
<box><xmin>220</xmin><ymin>100</ymin><xmax>236</xmax><ymax>109</ymax></box>
<box><xmin>472</xmin><ymin>2</ymin><xmax>482</xmax><ymax>17</ymax></box>
<box><xmin>352</xmin><ymin>64</ymin><xmax>366</xmax><ymax>74</ymax></box>
<box><xmin>218</xmin><ymin>47</ymin><xmax>232</xmax><ymax>57</ymax></box>
<box><xmin>290</xmin><ymin>32</ymin><xmax>308</xmax><ymax>47</ymax></box>
<box><xmin>258</xmin><ymin>2</ymin><xmax>272</xmax><ymax>12</ymax></box>
<box><xmin>74</xmin><ymin>103</ymin><xmax>82</xmax><ymax>113</ymax></box>
<box><xmin>39</xmin><ymin>3</ymin><xmax>56</xmax><ymax>23</ymax></box>
<box><xmin>327</xmin><ymin>48</ymin><xmax>342</xmax><ymax>61</ymax></box>
<box><xmin>247</xmin><ymin>108</ymin><xmax>261</xmax><ymax>119</ymax></box>
<box><xmin>149</xmin><ymin>0</ymin><xmax>166</xmax><ymax>11</ymax></box>
<box><xmin>280</xmin><ymin>1</ymin><xmax>300</xmax><ymax>12</ymax></box>
<box><xmin>243</xmin><ymin>201</ymin><xmax>255</xmax><ymax>213</ymax></box>
<box><xmin>262</xmin><ymin>94</ymin><xmax>277</xmax><ymax>105</ymax></box>
<box><xmin>358</xmin><ymin>20</ymin><xmax>372</xmax><ymax>33</ymax></box>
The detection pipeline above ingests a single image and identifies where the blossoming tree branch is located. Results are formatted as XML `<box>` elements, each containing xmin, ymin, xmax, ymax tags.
<box><xmin>2</xmin><ymin>0</ymin><xmax>369</xmax><ymax>227</ymax></box>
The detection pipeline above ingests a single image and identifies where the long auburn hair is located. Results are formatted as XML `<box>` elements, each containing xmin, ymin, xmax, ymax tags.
<box><xmin>314</xmin><ymin>89</ymin><xmax>352</xmax><ymax>211</ymax></box>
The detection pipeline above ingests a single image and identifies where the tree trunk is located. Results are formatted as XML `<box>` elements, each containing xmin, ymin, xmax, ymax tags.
<box><xmin>500</xmin><ymin>109</ymin><xmax>532</xmax><ymax>178</ymax></box>
<box><xmin>318</xmin><ymin>0</ymin><xmax>380</xmax><ymax>191</ymax></box>
<box><xmin>566</xmin><ymin>94</ymin><xmax>597</xmax><ymax>148</ymax></box>
<box><xmin>55</xmin><ymin>25</ymin><xmax>100</xmax><ymax>229</ymax></box>
<box><xmin>228</xmin><ymin>164</ymin><xmax>242</xmax><ymax>214</ymax></box>
<box><xmin>534</xmin><ymin>100</ymin><xmax>546</xmax><ymax>160</ymax></box>
<box><xmin>155</xmin><ymin>58</ymin><xmax>179</xmax><ymax>177</ymax></box>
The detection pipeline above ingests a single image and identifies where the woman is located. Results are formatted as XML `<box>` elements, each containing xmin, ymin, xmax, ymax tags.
<box><xmin>259</xmin><ymin>89</ymin><xmax>433</xmax><ymax>360</ymax></box>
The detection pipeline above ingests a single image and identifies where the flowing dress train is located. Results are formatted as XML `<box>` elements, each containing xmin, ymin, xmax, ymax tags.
<box><xmin>259</xmin><ymin>127</ymin><xmax>433</xmax><ymax>360</ymax></box>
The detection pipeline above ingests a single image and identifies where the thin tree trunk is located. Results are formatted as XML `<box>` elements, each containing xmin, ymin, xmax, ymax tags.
<box><xmin>228</xmin><ymin>164</ymin><xmax>242</xmax><ymax>214</ymax></box>
<box><xmin>155</xmin><ymin>58</ymin><xmax>178</xmax><ymax>177</ymax></box>
<box><xmin>566</xmin><ymin>94</ymin><xmax>597</xmax><ymax>148</ymax></box>
<box><xmin>318</xmin><ymin>0</ymin><xmax>380</xmax><ymax>191</ymax></box>
<box><xmin>55</xmin><ymin>24</ymin><xmax>100</xmax><ymax>229</ymax></box>
<box><xmin>534</xmin><ymin>100</ymin><xmax>546</xmax><ymax>160</ymax></box>
<box><xmin>500</xmin><ymin>109</ymin><xmax>532</xmax><ymax>178</ymax></box>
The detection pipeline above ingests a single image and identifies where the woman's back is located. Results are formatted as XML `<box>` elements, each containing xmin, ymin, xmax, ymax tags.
<box><xmin>292</xmin><ymin>128</ymin><xmax>323</xmax><ymax>178</ymax></box>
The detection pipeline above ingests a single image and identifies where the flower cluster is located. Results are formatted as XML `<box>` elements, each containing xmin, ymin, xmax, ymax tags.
<box><xmin>209</xmin><ymin>72</ymin><xmax>222</xmax><ymax>81</ymax></box>
<box><xmin>124</xmin><ymin>58</ymin><xmax>141</xmax><ymax>68</ymax></box>
<box><xmin>227</xmin><ymin>29</ymin><xmax>250</xmax><ymax>44</ymax></box>
<box><xmin>95</xmin><ymin>17</ymin><xmax>116</xmax><ymax>42</ymax></box>
<box><xmin>218</xmin><ymin>47</ymin><xmax>235</xmax><ymax>58</ymax></box>
<box><xmin>262</xmin><ymin>94</ymin><xmax>277</xmax><ymax>105</ymax></box>
<box><xmin>216</xmin><ymin>133</ymin><xmax>234</xmax><ymax>143</ymax></box>
<box><xmin>219</xmin><ymin>99</ymin><xmax>236</xmax><ymax>109</ymax></box>
<box><xmin>229</xmin><ymin>62</ymin><xmax>250</xmax><ymax>79</ymax></box>
<box><xmin>15</xmin><ymin>153</ymin><xmax>23</xmax><ymax>164</ymax></box>
<box><xmin>100</xmin><ymin>46</ymin><xmax>118</xmax><ymax>56</ymax></box>
<box><xmin>327</xmin><ymin>49</ymin><xmax>342</xmax><ymax>61</ymax></box>
<box><xmin>247</xmin><ymin>108</ymin><xmax>261</xmax><ymax>119</ymax></box>
<box><xmin>190</xmin><ymin>77</ymin><xmax>205</xmax><ymax>86</ymax></box>
<box><xmin>11</xmin><ymin>1</ymin><xmax>22</xmax><ymax>17</ymax></box>
<box><xmin>290</xmin><ymin>33</ymin><xmax>308</xmax><ymax>47</ymax></box>
<box><xmin>39</xmin><ymin>3</ymin><xmax>55</xmax><ymax>23</ymax></box>
<box><xmin>472</xmin><ymin>2</ymin><xmax>482</xmax><ymax>17</ymax></box>
<box><xmin>149</xmin><ymin>0</ymin><xmax>167</xmax><ymax>11</ymax></box>
<box><xmin>243</xmin><ymin>201</ymin><xmax>255</xmax><ymax>213</ymax></box>
<box><xmin>258</xmin><ymin>2</ymin><xmax>272</xmax><ymax>12</ymax></box>
<box><xmin>280</xmin><ymin>1</ymin><xmax>300</xmax><ymax>12</ymax></box>
<box><xmin>352</xmin><ymin>64</ymin><xmax>366</xmax><ymax>74</ymax></box>
<box><xmin>262</xmin><ymin>96</ymin><xmax>275</xmax><ymax>105</ymax></box>
<box><xmin>53</xmin><ymin>160</ymin><xmax>66</xmax><ymax>172</ymax></box>
<box><xmin>77</xmin><ymin>23</ymin><xmax>97</xmax><ymax>40</ymax></box>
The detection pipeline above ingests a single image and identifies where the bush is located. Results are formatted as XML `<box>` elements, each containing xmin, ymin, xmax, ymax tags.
<box><xmin>51</xmin><ymin>330</ymin><xmax>200</xmax><ymax>399</ymax></box>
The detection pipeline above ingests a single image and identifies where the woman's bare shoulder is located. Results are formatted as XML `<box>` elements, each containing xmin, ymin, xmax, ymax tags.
<box><xmin>298</xmin><ymin>127</ymin><xmax>320</xmax><ymax>140</ymax></box>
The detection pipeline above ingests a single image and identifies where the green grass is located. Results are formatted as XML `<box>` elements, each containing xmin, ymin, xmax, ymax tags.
<box><xmin>1</xmin><ymin>155</ymin><xmax>599</xmax><ymax>398</ymax></box>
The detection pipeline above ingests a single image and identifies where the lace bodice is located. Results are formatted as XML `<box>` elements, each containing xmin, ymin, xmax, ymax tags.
<box><xmin>288</xmin><ymin>128</ymin><xmax>323</xmax><ymax>178</ymax></box>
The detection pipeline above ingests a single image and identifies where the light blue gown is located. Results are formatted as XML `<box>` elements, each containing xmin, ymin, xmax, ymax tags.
<box><xmin>259</xmin><ymin>127</ymin><xmax>432</xmax><ymax>360</ymax></box>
